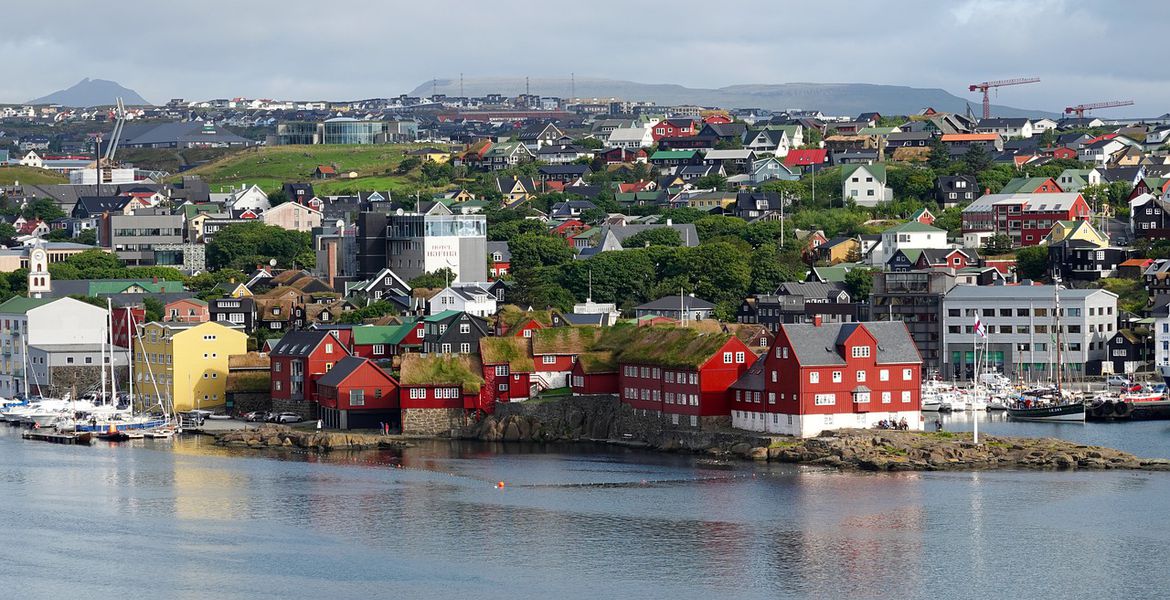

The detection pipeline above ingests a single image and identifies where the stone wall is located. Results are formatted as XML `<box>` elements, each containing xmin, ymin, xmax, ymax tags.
<box><xmin>228</xmin><ymin>392</ymin><xmax>271</xmax><ymax>415</ymax></box>
<box><xmin>402</xmin><ymin>408</ymin><xmax>466</xmax><ymax>436</ymax></box>
<box><xmin>474</xmin><ymin>395</ymin><xmax>774</xmax><ymax>453</ymax></box>
<box><xmin>271</xmin><ymin>398</ymin><xmax>314</xmax><ymax>420</ymax></box>
<box><xmin>46</xmin><ymin>365</ymin><xmax>129</xmax><ymax>398</ymax></box>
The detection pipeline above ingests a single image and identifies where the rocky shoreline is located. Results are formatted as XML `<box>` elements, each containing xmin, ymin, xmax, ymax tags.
<box><xmin>213</xmin><ymin>424</ymin><xmax>413</xmax><ymax>451</ymax></box>
<box><xmin>467</xmin><ymin>404</ymin><xmax>1170</xmax><ymax>472</ymax></box>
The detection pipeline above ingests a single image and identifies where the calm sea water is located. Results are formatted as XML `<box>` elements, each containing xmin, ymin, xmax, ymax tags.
<box><xmin>3</xmin><ymin>423</ymin><xmax>1170</xmax><ymax>600</ymax></box>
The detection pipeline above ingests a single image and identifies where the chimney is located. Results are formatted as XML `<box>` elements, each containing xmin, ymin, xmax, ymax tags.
<box><xmin>666</xmin><ymin>218</ymin><xmax>673</xmax><ymax>226</ymax></box>
<box><xmin>813</xmin><ymin>315</ymin><xmax>823</xmax><ymax>327</ymax></box>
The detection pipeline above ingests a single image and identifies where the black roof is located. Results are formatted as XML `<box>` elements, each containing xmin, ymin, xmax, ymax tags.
<box><xmin>270</xmin><ymin>330</ymin><xmax>336</xmax><ymax>357</ymax></box>
<box><xmin>74</xmin><ymin>196</ymin><xmax>130</xmax><ymax>217</ymax></box>
<box><xmin>316</xmin><ymin>356</ymin><xmax>375</xmax><ymax>388</ymax></box>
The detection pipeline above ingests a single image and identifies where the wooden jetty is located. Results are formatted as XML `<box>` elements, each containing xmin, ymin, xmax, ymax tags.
<box><xmin>22</xmin><ymin>431</ymin><xmax>93</xmax><ymax>445</ymax></box>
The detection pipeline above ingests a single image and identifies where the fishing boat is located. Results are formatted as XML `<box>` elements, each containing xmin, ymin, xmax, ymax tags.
<box><xmin>1007</xmin><ymin>282</ymin><xmax>1085</xmax><ymax>423</ymax></box>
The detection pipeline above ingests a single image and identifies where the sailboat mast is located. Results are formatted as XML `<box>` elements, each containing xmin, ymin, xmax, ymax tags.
<box><xmin>125</xmin><ymin>308</ymin><xmax>133</xmax><ymax>405</ymax></box>
<box><xmin>1054</xmin><ymin>284</ymin><xmax>1062</xmax><ymax>394</ymax></box>
<box><xmin>107</xmin><ymin>299</ymin><xmax>117</xmax><ymax>404</ymax></box>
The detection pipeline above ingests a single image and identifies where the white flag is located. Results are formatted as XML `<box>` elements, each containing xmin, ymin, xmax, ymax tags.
<box><xmin>974</xmin><ymin>317</ymin><xmax>987</xmax><ymax>338</ymax></box>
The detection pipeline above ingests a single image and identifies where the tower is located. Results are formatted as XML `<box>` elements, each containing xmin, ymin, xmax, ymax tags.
<box><xmin>27</xmin><ymin>244</ymin><xmax>50</xmax><ymax>298</ymax></box>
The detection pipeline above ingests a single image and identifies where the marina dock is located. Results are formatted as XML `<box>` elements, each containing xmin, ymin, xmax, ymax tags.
<box><xmin>21</xmin><ymin>431</ymin><xmax>92</xmax><ymax>445</ymax></box>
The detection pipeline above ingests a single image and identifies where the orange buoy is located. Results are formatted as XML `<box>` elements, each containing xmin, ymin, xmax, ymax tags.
<box><xmin>496</xmin><ymin>481</ymin><xmax>505</xmax><ymax>489</ymax></box>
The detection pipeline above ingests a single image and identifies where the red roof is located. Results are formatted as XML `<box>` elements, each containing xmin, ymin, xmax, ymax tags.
<box><xmin>1120</xmin><ymin>258</ymin><xmax>1153</xmax><ymax>268</ymax></box>
<box><xmin>316</xmin><ymin>165</ymin><xmax>336</xmax><ymax>174</ymax></box>
<box><xmin>941</xmin><ymin>133</ymin><xmax>999</xmax><ymax>142</ymax></box>
<box><xmin>784</xmin><ymin>149</ymin><xmax>828</xmax><ymax>167</ymax></box>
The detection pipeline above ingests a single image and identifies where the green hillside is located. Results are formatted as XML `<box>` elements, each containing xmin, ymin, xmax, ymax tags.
<box><xmin>0</xmin><ymin>165</ymin><xmax>69</xmax><ymax>185</ymax></box>
<box><xmin>172</xmin><ymin>144</ymin><xmax>429</xmax><ymax>195</ymax></box>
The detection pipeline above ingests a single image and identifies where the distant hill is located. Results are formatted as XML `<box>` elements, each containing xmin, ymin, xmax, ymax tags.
<box><xmin>28</xmin><ymin>78</ymin><xmax>151</xmax><ymax>107</ymax></box>
<box><xmin>410</xmin><ymin>77</ymin><xmax>1058</xmax><ymax>118</ymax></box>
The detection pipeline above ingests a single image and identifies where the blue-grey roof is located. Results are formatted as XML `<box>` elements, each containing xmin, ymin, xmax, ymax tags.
<box><xmin>783</xmin><ymin>321</ymin><xmax>920</xmax><ymax>366</ymax></box>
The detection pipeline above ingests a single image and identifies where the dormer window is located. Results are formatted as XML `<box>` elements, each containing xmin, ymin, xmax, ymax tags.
<box><xmin>851</xmin><ymin>346</ymin><xmax>871</xmax><ymax>359</ymax></box>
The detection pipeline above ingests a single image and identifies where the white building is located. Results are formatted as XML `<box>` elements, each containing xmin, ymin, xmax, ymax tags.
<box><xmin>941</xmin><ymin>285</ymin><xmax>1118</xmax><ymax>382</ymax></box>
<box><xmin>428</xmin><ymin>285</ymin><xmax>497</xmax><ymax>318</ymax></box>
<box><xmin>874</xmin><ymin>221</ymin><xmax>949</xmax><ymax>266</ymax></box>
<box><xmin>385</xmin><ymin>202</ymin><xmax>487</xmax><ymax>283</ymax></box>
<box><xmin>976</xmin><ymin>118</ymin><xmax>1034</xmax><ymax>139</ymax></box>
<box><xmin>223</xmin><ymin>184</ymin><xmax>271</xmax><ymax>213</ymax></box>
<box><xmin>841</xmin><ymin>164</ymin><xmax>893</xmax><ymax>207</ymax></box>
<box><xmin>604</xmin><ymin>127</ymin><xmax>654</xmax><ymax>149</ymax></box>
<box><xmin>0</xmin><ymin>296</ymin><xmax>111</xmax><ymax>397</ymax></box>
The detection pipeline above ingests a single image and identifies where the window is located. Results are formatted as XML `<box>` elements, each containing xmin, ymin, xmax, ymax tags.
<box><xmin>495</xmin><ymin>366</ymin><xmax>508</xmax><ymax>376</ymax></box>
<box><xmin>881</xmin><ymin>391</ymin><xmax>891</xmax><ymax>404</ymax></box>
<box><xmin>325</xmin><ymin>362</ymin><xmax>333</xmax><ymax>371</ymax></box>
<box><xmin>723</xmin><ymin>352</ymin><xmax>733</xmax><ymax>364</ymax></box>
<box><xmin>275</xmin><ymin>381</ymin><xmax>282</xmax><ymax>391</ymax></box>
<box><xmin>902</xmin><ymin>391</ymin><xmax>912</xmax><ymax>403</ymax></box>
<box><xmin>735</xmin><ymin>352</ymin><xmax>745</xmax><ymax>364</ymax></box>
<box><xmin>814</xmin><ymin>393</ymin><xmax>835</xmax><ymax>406</ymax></box>
<box><xmin>543</xmin><ymin>355</ymin><xmax>556</xmax><ymax>365</ymax></box>
<box><xmin>523</xmin><ymin>329</ymin><xmax>533</xmax><ymax>338</ymax></box>
<box><xmin>768</xmin><ymin>392</ymin><xmax>776</xmax><ymax>404</ymax></box>
<box><xmin>851</xmin><ymin>346</ymin><xmax>870</xmax><ymax>358</ymax></box>
<box><xmin>903</xmin><ymin>368</ymin><xmax>912</xmax><ymax>381</ymax></box>
<box><xmin>441</xmin><ymin>343</ymin><xmax>451</xmax><ymax>353</ymax></box>
<box><xmin>689</xmin><ymin>373</ymin><xmax>698</xmax><ymax>385</ymax></box>
<box><xmin>782</xmin><ymin>347</ymin><xmax>788</xmax><ymax>359</ymax></box>
<box><xmin>809</xmin><ymin>371</ymin><xmax>819</xmax><ymax>384</ymax></box>
<box><xmin>853</xmin><ymin>391</ymin><xmax>870</xmax><ymax>404</ymax></box>
<box><xmin>832</xmin><ymin>371</ymin><xmax>842</xmax><ymax>383</ymax></box>
<box><xmin>460</xmin><ymin>323</ymin><xmax>470</xmax><ymax>334</ymax></box>
<box><xmin>856</xmin><ymin>370</ymin><xmax>866</xmax><ymax>382</ymax></box>
<box><xmin>349</xmin><ymin>389</ymin><xmax>365</xmax><ymax>406</ymax></box>
<box><xmin>460</xmin><ymin>343</ymin><xmax>471</xmax><ymax>354</ymax></box>
<box><xmin>879</xmin><ymin>369</ymin><xmax>889</xmax><ymax>382</ymax></box>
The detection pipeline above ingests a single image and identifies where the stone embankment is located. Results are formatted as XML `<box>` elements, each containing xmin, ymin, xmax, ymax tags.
<box><xmin>465</xmin><ymin>396</ymin><xmax>1170</xmax><ymax>471</ymax></box>
<box><xmin>214</xmin><ymin>424</ymin><xmax>411</xmax><ymax>451</ymax></box>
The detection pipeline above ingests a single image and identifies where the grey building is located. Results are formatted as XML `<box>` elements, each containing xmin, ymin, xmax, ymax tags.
<box><xmin>27</xmin><ymin>343</ymin><xmax>129</xmax><ymax>398</ymax></box>
<box><xmin>871</xmin><ymin>270</ymin><xmax>957</xmax><ymax>374</ymax></box>
<box><xmin>635</xmin><ymin>295</ymin><xmax>716</xmax><ymax>321</ymax></box>
<box><xmin>101</xmin><ymin>208</ymin><xmax>184</xmax><ymax>266</ymax></box>
<box><xmin>941</xmin><ymin>285</ymin><xmax>1119</xmax><ymax>381</ymax></box>
<box><xmin>384</xmin><ymin>204</ymin><xmax>486</xmax><ymax>283</ymax></box>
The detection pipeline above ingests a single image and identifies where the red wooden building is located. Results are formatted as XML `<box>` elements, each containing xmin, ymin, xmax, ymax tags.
<box><xmin>398</xmin><ymin>353</ymin><xmax>490</xmax><ymax>435</ymax></box>
<box><xmin>730</xmin><ymin>321</ymin><xmax>922</xmax><ymax>437</ymax></box>
<box><xmin>651</xmin><ymin>119</ymin><xmax>698</xmax><ymax>142</ymax></box>
<box><xmin>350</xmin><ymin>324</ymin><xmax>405</xmax><ymax>361</ymax></box>
<box><xmin>268</xmin><ymin>330</ymin><xmax>351</xmax><ymax>411</ymax></box>
<box><xmin>111</xmin><ymin>306</ymin><xmax>145</xmax><ymax>351</ymax></box>
<box><xmin>961</xmin><ymin>192</ymin><xmax>1091</xmax><ymax>246</ymax></box>
<box><xmin>616</xmin><ymin>328</ymin><xmax>755</xmax><ymax>429</ymax></box>
<box><xmin>479</xmin><ymin>337</ymin><xmax>534</xmax><ymax>403</ymax></box>
<box><xmin>570</xmin><ymin>351</ymin><xmax>619</xmax><ymax>395</ymax></box>
<box><xmin>495</xmin><ymin>307</ymin><xmax>549</xmax><ymax>338</ymax></box>
<box><xmin>316</xmin><ymin>356</ymin><xmax>400</xmax><ymax>430</ymax></box>
<box><xmin>531</xmin><ymin>327</ymin><xmax>602</xmax><ymax>389</ymax></box>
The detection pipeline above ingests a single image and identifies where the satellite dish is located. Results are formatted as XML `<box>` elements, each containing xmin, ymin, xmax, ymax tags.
<box><xmin>269</xmin><ymin>258</ymin><xmax>277</xmax><ymax>267</ymax></box>
<box><xmin>396</xmin><ymin>208</ymin><xmax>404</xmax><ymax>216</ymax></box>
<box><xmin>335</xmin><ymin>219</ymin><xmax>344</xmax><ymax>229</ymax></box>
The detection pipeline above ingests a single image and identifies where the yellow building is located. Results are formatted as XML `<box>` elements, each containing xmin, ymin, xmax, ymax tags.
<box><xmin>135</xmin><ymin>321</ymin><xmax>247</xmax><ymax>412</ymax></box>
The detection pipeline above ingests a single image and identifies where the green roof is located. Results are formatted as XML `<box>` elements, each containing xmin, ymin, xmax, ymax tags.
<box><xmin>399</xmin><ymin>353</ymin><xmax>483</xmax><ymax>393</ymax></box>
<box><xmin>812</xmin><ymin>265</ymin><xmax>854</xmax><ymax>283</ymax></box>
<box><xmin>649</xmin><ymin>150</ymin><xmax>699</xmax><ymax>160</ymax></box>
<box><xmin>479</xmin><ymin>337</ymin><xmax>535</xmax><ymax>371</ymax></box>
<box><xmin>599</xmin><ymin>325</ymin><xmax>735</xmax><ymax>369</ymax></box>
<box><xmin>385</xmin><ymin>319</ymin><xmax>420</xmax><ymax>345</ymax></box>
<box><xmin>423</xmin><ymin>309</ymin><xmax>462</xmax><ymax>323</ymax></box>
<box><xmin>841</xmin><ymin>163</ymin><xmax>887</xmax><ymax>183</ymax></box>
<box><xmin>352</xmin><ymin>325</ymin><xmax>405</xmax><ymax>345</ymax></box>
<box><xmin>857</xmin><ymin>126</ymin><xmax>899</xmax><ymax>135</ymax></box>
<box><xmin>87</xmin><ymin>280</ymin><xmax>185</xmax><ymax>295</ymax></box>
<box><xmin>897</xmin><ymin>248</ymin><xmax>924</xmax><ymax>263</ymax></box>
<box><xmin>885</xmin><ymin>221</ymin><xmax>944</xmax><ymax>234</ymax></box>
<box><xmin>578</xmin><ymin>351</ymin><xmax>617</xmax><ymax>373</ymax></box>
<box><xmin>0</xmin><ymin>296</ymin><xmax>55</xmax><ymax>315</ymax></box>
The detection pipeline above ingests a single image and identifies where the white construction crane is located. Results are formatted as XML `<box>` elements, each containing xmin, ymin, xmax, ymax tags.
<box><xmin>98</xmin><ymin>97</ymin><xmax>126</xmax><ymax>184</ymax></box>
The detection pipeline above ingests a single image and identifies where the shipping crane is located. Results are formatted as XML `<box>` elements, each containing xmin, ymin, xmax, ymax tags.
<box><xmin>968</xmin><ymin>77</ymin><xmax>1040</xmax><ymax>119</ymax></box>
<box><xmin>98</xmin><ymin>97</ymin><xmax>126</xmax><ymax>184</ymax></box>
<box><xmin>1064</xmin><ymin>100</ymin><xmax>1134</xmax><ymax>119</ymax></box>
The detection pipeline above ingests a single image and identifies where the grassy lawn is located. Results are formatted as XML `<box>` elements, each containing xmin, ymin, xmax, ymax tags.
<box><xmin>0</xmin><ymin>165</ymin><xmax>68</xmax><ymax>185</ymax></box>
<box><xmin>172</xmin><ymin>144</ymin><xmax>429</xmax><ymax>194</ymax></box>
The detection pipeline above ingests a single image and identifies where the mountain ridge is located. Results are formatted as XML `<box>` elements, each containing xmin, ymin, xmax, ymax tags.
<box><xmin>410</xmin><ymin>77</ymin><xmax>1058</xmax><ymax>118</ymax></box>
<box><xmin>28</xmin><ymin>78</ymin><xmax>151</xmax><ymax>107</ymax></box>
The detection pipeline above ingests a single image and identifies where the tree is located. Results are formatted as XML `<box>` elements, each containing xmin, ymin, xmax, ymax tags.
<box><xmin>844</xmin><ymin>268</ymin><xmax>877</xmax><ymax>301</ymax></box>
<box><xmin>395</xmin><ymin>156</ymin><xmax>422</xmax><ymax>174</ymax></box>
<box><xmin>19</xmin><ymin>198</ymin><xmax>66</xmax><ymax>221</ymax></box>
<box><xmin>982</xmin><ymin>233</ymin><xmax>1014</xmax><ymax>256</ymax></box>
<box><xmin>509</xmin><ymin>233</ymin><xmax>574</xmax><ymax>270</ymax></box>
<box><xmin>749</xmin><ymin>244</ymin><xmax>785</xmax><ymax>293</ymax></box>
<box><xmin>408</xmin><ymin>268</ymin><xmax>456</xmax><ymax>289</ymax></box>
<box><xmin>1038</xmin><ymin>127</ymin><xmax>1056</xmax><ymax>149</ymax></box>
<box><xmin>658</xmin><ymin>207</ymin><xmax>708</xmax><ymax>224</ymax></box>
<box><xmin>205</xmin><ymin>221</ymin><xmax>313</xmax><ymax>271</ymax></box>
<box><xmin>694</xmin><ymin>174</ymin><xmax>728</xmax><ymax>191</ymax></box>
<box><xmin>0</xmin><ymin>222</ymin><xmax>15</xmax><ymax>244</ymax></box>
<box><xmin>1015</xmin><ymin>245</ymin><xmax>1050</xmax><ymax>281</ymax></box>
<box><xmin>963</xmin><ymin>143</ymin><xmax>992</xmax><ymax>174</ymax></box>
<box><xmin>695</xmin><ymin>215</ymin><xmax>747</xmax><ymax>242</ymax></box>
<box><xmin>76</xmin><ymin>229</ymin><xmax>97</xmax><ymax>245</ymax></box>
<box><xmin>580</xmin><ymin>207</ymin><xmax>608</xmax><ymax>225</ymax></box>
<box><xmin>928</xmin><ymin>135</ymin><xmax>951</xmax><ymax>171</ymax></box>
<box><xmin>267</xmin><ymin>191</ymin><xmax>289</xmax><ymax>207</ymax></box>
<box><xmin>624</xmin><ymin>227</ymin><xmax>682</xmax><ymax>248</ymax></box>
<box><xmin>143</xmin><ymin>297</ymin><xmax>164</xmax><ymax>323</ymax></box>
<box><xmin>576</xmin><ymin>137</ymin><xmax>604</xmax><ymax>150</ymax></box>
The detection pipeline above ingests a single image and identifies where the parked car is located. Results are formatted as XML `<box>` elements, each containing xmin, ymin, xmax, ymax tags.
<box><xmin>242</xmin><ymin>411</ymin><xmax>269</xmax><ymax>422</ymax></box>
<box><xmin>273</xmin><ymin>412</ymin><xmax>303</xmax><ymax>424</ymax></box>
<box><xmin>1106</xmin><ymin>375</ymin><xmax>1132</xmax><ymax>388</ymax></box>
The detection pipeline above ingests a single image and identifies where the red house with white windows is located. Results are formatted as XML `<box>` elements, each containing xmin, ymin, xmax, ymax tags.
<box><xmin>316</xmin><ymin>356</ymin><xmax>400</xmax><ymax>430</ymax></box>
<box><xmin>531</xmin><ymin>327</ymin><xmax>601</xmax><ymax>388</ymax></box>
<box><xmin>617</xmin><ymin>329</ymin><xmax>755</xmax><ymax>429</ymax></box>
<box><xmin>268</xmin><ymin>330</ymin><xmax>352</xmax><ymax>411</ymax></box>
<box><xmin>651</xmin><ymin>119</ymin><xmax>697</xmax><ymax>142</ymax></box>
<box><xmin>961</xmin><ymin>192</ymin><xmax>1091</xmax><ymax>246</ymax></box>
<box><xmin>480</xmin><ymin>337</ymin><xmax>533</xmax><ymax>403</ymax></box>
<box><xmin>398</xmin><ymin>353</ymin><xmax>491</xmax><ymax>434</ymax></box>
<box><xmin>730</xmin><ymin>320</ymin><xmax>922</xmax><ymax>437</ymax></box>
<box><xmin>570</xmin><ymin>352</ymin><xmax>619</xmax><ymax>395</ymax></box>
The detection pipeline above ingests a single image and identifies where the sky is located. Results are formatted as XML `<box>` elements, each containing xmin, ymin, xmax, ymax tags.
<box><xmin>2</xmin><ymin>0</ymin><xmax>1164</xmax><ymax>115</ymax></box>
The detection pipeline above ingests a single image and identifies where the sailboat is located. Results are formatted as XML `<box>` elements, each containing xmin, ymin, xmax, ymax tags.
<box><xmin>76</xmin><ymin>301</ymin><xmax>168</xmax><ymax>434</ymax></box>
<box><xmin>1007</xmin><ymin>281</ymin><xmax>1086</xmax><ymax>422</ymax></box>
